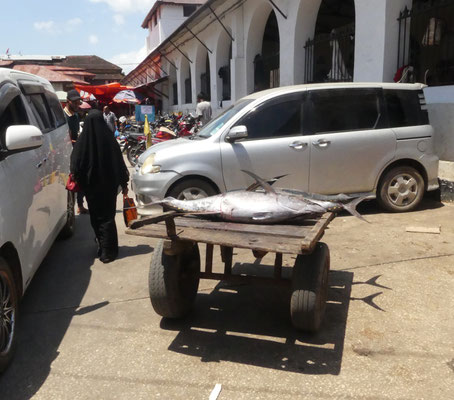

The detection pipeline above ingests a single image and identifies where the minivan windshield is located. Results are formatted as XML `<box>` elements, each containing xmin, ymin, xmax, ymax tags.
<box><xmin>195</xmin><ymin>99</ymin><xmax>253</xmax><ymax>138</ymax></box>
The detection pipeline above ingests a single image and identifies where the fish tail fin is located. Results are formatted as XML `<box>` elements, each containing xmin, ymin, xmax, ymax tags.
<box><xmin>140</xmin><ymin>195</ymin><xmax>165</xmax><ymax>207</ymax></box>
<box><xmin>341</xmin><ymin>196</ymin><xmax>370</xmax><ymax>223</ymax></box>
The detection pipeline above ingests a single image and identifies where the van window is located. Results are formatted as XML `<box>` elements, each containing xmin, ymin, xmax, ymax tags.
<box><xmin>26</xmin><ymin>93</ymin><xmax>53</xmax><ymax>132</ymax></box>
<box><xmin>0</xmin><ymin>95</ymin><xmax>29</xmax><ymax>148</ymax></box>
<box><xmin>308</xmin><ymin>88</ymin><xmax>384</xmax><ymax>134</ymax></box>
<box><xmin>236</xmin><ymin>93</ymin><xmax>304</xmax><ymax>140</ymax></box>
<box><xmin>45</xmin><ymin>90</ymin><xmax>66</xmax><ymax>128</ymax></box>
<box><xmin>385</xmin><ymin>89</ymin><xmax>429</xmax><ymax>127</ymax></box>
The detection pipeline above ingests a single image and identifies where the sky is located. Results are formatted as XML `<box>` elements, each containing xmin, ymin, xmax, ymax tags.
<box><xmin>0</xmin><ymin>0</ymin><xmax>158</xmax><ymax>74</ymax></box>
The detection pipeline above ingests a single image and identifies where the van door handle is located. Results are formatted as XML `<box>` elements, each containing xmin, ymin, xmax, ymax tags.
<box><xmin>36</xmin><ymin>162</ymin><xmax>42</xmax><ymax>168</ymax></box>
<box><xmin>312</xmin><ymin>139</ymin><xmax>331</xmax><ymax>148</ymax></box>
<box><xmin>289</xmin><ymin>141</ymin><xmax>308</xmax><ymax>150</ymax></box>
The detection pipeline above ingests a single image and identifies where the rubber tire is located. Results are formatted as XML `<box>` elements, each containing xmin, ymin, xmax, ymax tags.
<box><xmin>290</xmin><ymin>242</ymin><xmax>330</xmax><ymax>332</ymax></box>
<box><xmin>126</xmin><ymin>145</ymin><xmax>137</xmax><ymax>167</ymax></box>
<box><xmin>58</xmin><ymin>191</ymin><xmax>76</xmax><ymax>239</ymax></box>
<box><xmin>0</xmin><ymin>257</ymin><xmax>19</xmax><ymax>373</ymax></box>
<box><xmin>149</xmin><ymin>240</ymin><xmax>200</xmax><ymax>318</ymax></box>
<box><xmin>377</xmin><ymin>166</ymin><xmax>424</xmax><ymax>212</ymax></box>
<box><xmin>167</xmin><ymin>178</ymin><xmax>218</xmax><ymax>200</ymax></box>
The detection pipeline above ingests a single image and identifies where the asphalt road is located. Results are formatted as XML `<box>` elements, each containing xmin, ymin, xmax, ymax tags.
<box><xmin>0</xmin><ymin>196</ymin><xmax>453</xmax><ymax>400</ymax></box>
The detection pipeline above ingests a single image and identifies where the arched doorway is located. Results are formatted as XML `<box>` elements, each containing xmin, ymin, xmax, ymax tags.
<box><xmin>254</xmin><ymin>11</ymin><xmax>280</xmax><ymax>91</ymax></box>
<box><xmin>200</xmin><ymin>54</ymin><xmax>211</xmax><ymax>100</ymax></box>
<box><xmin>216</xmin><ymin>28</ymin><xmax>232</xmax><ymax>104</ymax></box>
<box><xmin>305</xmin><ymin>0</ymin><xmax>355</xmax><ymax>83</ymax></box>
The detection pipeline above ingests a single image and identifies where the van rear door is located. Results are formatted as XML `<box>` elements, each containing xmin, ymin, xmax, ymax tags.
<box><xmin>306</xmin><ymin>88</ymin><xmax>396</xmax><ymax>194</ymax></box>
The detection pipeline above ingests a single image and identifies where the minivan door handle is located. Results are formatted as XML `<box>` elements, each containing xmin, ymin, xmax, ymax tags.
<box><xmin>289</xmin><ymin>141</ymin><xmax>308</xmax><ymax>150</ymax></box>
<box><xmin>312</xmin><ymin>139</ymin><xmax>331</xmax><ymax>148</ymax></box>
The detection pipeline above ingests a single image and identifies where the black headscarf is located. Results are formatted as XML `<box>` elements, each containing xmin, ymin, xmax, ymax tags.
<box><xmin>70</xmin><ymin>109</ymin><xmax>129</xmax><ymax>191</ymax></box>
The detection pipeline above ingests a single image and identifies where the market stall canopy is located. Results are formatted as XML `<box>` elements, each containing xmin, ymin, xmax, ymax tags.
<box><xmin>133</xmin><ymin>76</ymin><xmax>169</xmax><ymax>99</ymax></box>
<box><xmin>78</xmin><ymin>90</ymin><xmax>96</xmax><ymax>101</ymax></box>
<box><xmin>113</xmin><ymin>89</ymin><xmax>145</xmax><ymax>104</ymax></box>
<box><xmin>74</xmin><ymin>82</ymin><xmax>133</xmax><ymax>104</ymax></box>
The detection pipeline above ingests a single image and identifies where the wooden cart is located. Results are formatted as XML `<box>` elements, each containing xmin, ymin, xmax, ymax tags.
<box><xmin>126</xmin><ymin>211</ymin><xmax>335</xmax><ymax>332</ymax></box>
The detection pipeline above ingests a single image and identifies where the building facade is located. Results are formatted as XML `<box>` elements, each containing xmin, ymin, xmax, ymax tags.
<box><xmin>123</xmin><ymin>0</ymin><xmax>454</xmax><ymax>161</ymax></box>
<box><xmin>142</xmin><ymin>0</ymin><xmax>205</xmax><ymax>54</ymax></box>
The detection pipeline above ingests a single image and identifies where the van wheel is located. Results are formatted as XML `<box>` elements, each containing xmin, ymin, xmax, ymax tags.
<box><xmin>377</xmin><ymin>166</ymin><xmax>424</xmax><ymax>212</ymax></box>
<box><xmin>59</xmin><ymin>191</ymin><xmax>75</xmax><ymax>239</ymax></box>
<box><xmin>0</xmin><ymin>257</ymin><xmax>19</xmax><ymax>373</ymax></box>
<box><xmin>167</xmin><ymin>179</ymin><xmax>217</xmax><ymax>200</ymax></box>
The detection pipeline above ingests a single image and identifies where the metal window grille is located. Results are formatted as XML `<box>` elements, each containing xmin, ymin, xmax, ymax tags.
<box><xmin>397</xmin><ymin>0</ymin><xmax>454</xmax><ymax>85</ymax></box>
<box><xmin>305</xmin><ymin>24</ymin><xmax>355</xmax><ymax>84</ymax></box>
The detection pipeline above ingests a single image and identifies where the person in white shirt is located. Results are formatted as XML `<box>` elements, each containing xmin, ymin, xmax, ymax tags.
<box><xmin>195</xmin><ymin>92</ymin><xmax>212</xmax><ymax>126</ymax></box>
<box><xmin>103</xmin><ymin>106</ymin><xmax>117</xmax><ymax>133</ymax></box>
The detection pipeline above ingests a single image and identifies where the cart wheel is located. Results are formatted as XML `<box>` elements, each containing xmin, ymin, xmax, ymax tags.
<box><xmin>149</xmin><ymin>239</ymin><xmax>200</xmax><ymax>318</ymax></box>
<box><xmin>290</xmin><ymin>242</ymin><xmax>330</xmax><ymax>332</ymax></box>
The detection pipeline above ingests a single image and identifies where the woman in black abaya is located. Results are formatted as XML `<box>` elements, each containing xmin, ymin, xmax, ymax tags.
<box><xmin>70</xmin><ymin>109</ymin><xmax>129</xmax><ymax>263</ymax></box>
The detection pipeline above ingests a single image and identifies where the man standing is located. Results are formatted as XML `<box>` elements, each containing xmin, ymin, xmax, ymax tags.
<box><xmin>103</xmin><ymin>106</ymin><xmax>117</xmax><ymax>133</ymax></box>
<box><xmin>64</xmin><ymin>89</ymin><xmax>88</xmax><ymax>214</ymax></box>
<box><xmin>196</xmin><ymin>92</ymin><xmax>212</xmax><ymax>126</ymax></box>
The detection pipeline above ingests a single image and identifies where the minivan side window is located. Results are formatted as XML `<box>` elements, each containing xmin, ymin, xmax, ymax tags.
<box><xmin>26</xmin><ymin>93</ymin><xmax>53</xmax><ymax>132</ymax></box>
<box><xmin>307</xmin><ymin>88</ymin><xmax>384</xmax><ymax>134</ymax></box>
<box><xmin>45</xmin><ymin>90</ymin><xmax>67</xmax><ymax>128</ymax></box>
<box><xmin>384</xmin><ymin>89</ymin><xmax>429</xmax><ymax>127</ymax></box>
<box><xmin>235</xmin><ymin>93</ymin><xmax>304</xmax><ymax>140</ymax></box>
<box><xmin>0</xmin><ymin>95</ymin><xmax>29</xmax><ymax>149</ymax></box>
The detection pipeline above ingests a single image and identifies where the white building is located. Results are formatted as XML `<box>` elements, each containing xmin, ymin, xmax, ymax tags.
<box><xmin>142</xmin><ymin>0</ymin><xmax>205</xmax><ymax>54</ymax></box>
<box><xmin>124</xmin><ymin>0</ymin><xmax>454</xmax><ymax>162</ymax></box>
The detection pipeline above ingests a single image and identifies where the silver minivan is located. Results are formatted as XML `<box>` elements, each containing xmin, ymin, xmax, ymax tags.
<box><xmin>132</xmin><ymin>83</ymin><xmax>439</xmax><ymax>213</ymax></box>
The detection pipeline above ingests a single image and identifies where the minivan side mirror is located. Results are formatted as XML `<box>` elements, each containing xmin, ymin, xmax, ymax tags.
<box><xmin>226</xmin><ymin>125</ymin><xmax>248</xmax><ymax>143</ymax></box>
<box><xmin>5</xmin><ymin>125</ymin><xmax>43</xmax><ymax>151</ymax></box>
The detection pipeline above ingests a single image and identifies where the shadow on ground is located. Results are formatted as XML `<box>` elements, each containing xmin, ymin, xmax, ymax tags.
<box><xmin>161</xmin><ymin>262</ymin><xmax>354</xmax><ymax>375</ymax></box>
<box><xmin>0</xmin><ymin>216</ymin><xmax>98</xmax><ymax>399</ymax></box>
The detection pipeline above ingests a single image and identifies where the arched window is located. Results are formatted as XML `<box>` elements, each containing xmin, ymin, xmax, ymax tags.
<box><xmin>255</xmin><ymin>11</ymin><xmax>280</xmax><ymax>91</ymax></box>
<box><xmin>305</xmin><ymin>0</ymin><xmax>355</xmax><ymax>83</ymax></box>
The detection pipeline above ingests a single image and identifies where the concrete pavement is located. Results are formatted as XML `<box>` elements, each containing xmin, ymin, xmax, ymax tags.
<box><xmin>0</xmin><ymin>196</ymin><xmax>453</xmax><ymax>399</ymax></box>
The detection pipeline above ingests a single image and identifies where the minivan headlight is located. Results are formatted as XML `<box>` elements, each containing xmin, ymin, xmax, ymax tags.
<box><xmin>141</xmin><ymin>154</ymin><xmax>161</xmax><ymax>174</ymax></box>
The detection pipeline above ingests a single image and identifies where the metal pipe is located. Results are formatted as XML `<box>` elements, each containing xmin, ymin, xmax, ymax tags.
<box><xmin>159</xmin><ymin>52</ymin><xmax>178</xmax><ymax>70</ymax></box>
<box><xmin>267</xmin><ymin>0</ymin><xmax>287</xmax><ymax>19</ymax></box>
<box><xmin>168</xmin><ymin>39</ymin><xmax>193</xmax><ymax>63</ymax></box>
<box><xmin>208</xmin><ymin>5</ymin><xmax>235</xmax><ymax>42</ymax></box>
<box><xmin>186</xmin><ymin>27</ymin><xmax>212</xmax><ymax>53</ymax></box>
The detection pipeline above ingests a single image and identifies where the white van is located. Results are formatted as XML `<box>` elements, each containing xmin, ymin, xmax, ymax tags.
<box><xmin>0</xmin><ymin>68</ymin><xmax>74</xmax><ymax>372</ymax></box>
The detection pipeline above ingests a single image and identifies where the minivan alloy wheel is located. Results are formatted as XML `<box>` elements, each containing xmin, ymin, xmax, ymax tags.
<box><xmin>387</xmin><ymin>173</ymin><xmax>418</xmax><ymax>205</ymax></box>
<box><xmin>177</xmin><ymin>187</ymin><xmax>209</xmax><ymax>200</ymax></box>
<box><xmin>378</xmin><ymin>166</ymin><xmax>424</xmax><ymax>212</ymax></box>
<box><xmin>167</xmin><ymin>178</ymin><xmax>218</xmax><ymax>201</ymax></box>
<box><xmin>0</xmin><ymin>271</ymin><xmax>15</xmax><ymax>356</ymax></box>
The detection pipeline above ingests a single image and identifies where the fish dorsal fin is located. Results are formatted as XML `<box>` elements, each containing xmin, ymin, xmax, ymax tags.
<box><xmin>246</xmin><ymin>174</ymin><xmax>288</xmax><ymax>192</ymax></box>
<box><xmin>242</xmin><ymin>170</ymin><xmax>277</xmax><ymax>194</ymax></box>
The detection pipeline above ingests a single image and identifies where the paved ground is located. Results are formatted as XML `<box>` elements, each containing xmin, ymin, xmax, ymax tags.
<box><xmin>0</xmin><ymin>195</ymin><xmax>453</xmax><ymax>400</ymax></box>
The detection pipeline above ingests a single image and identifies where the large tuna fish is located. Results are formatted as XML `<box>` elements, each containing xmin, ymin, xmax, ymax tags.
<box><xmin>152</xmin><ymin>170</ymin><xmax>368</xmax><ymax>224</ymax></box>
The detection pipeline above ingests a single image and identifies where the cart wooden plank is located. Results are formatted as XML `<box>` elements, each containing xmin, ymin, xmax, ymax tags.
<box><xmin>126</xmin><ymin>212</ymin><xmax>334</xmax><ymax>254</ymax></box>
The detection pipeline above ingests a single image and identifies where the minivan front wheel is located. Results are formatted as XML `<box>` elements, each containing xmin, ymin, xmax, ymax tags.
<box><xmin>0</xmin><ymin>257</ymin><xmax>18</xmax><ymax>373</ymax></box>
<box><xmin>167</xmin><ymin>179</ymin><xmax>218</xmax><ymax>200</ymax></box>
<box><xmin>378</xmin><ymin>166</ymin><xmax>424</xmax><ymax>212</ymax></box>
